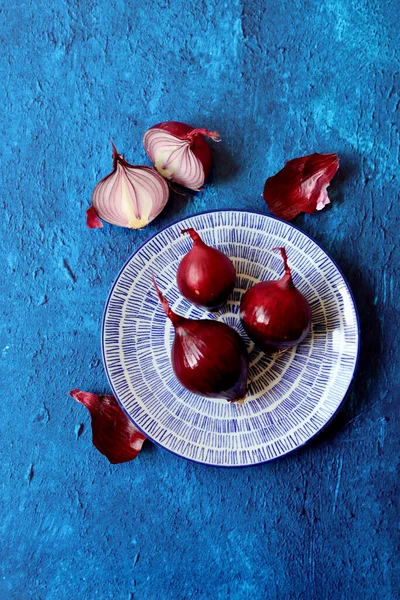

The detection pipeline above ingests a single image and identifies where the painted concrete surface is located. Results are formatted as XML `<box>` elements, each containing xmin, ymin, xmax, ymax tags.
<box><xmin>0</xmin><ymin>1</ymin><xmax>399</xmax><ymax>598</ymax></box>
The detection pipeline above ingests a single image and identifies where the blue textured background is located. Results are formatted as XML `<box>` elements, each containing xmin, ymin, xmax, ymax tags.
<box><xmin>1</xmin><ymin>1</ymin><xmax>399</xmax><ymax>599</ymax></box>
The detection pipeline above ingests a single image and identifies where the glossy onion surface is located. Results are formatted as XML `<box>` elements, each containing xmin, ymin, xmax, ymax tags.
<box><xmin>177</xmin><ymin>228</ymin><xmax>236</xmax><ymax>310</ymax></box>
<box><xmin>240</xmin><ymin>248</ymin><xmax>311</xmax><ymax>351</ymax></box>
<box><xmin>154</xmin><ymin>277</ymin><xmax>248</xmax><ymax>402</ymax></box>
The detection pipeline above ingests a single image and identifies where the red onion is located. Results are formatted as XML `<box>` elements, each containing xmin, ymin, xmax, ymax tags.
<box><xmin>87</xmin><ymin>143</ymin><xmax>169</xmax><ymax>229</ymax></box>
<box><xmin>240</xmin><ymin>248</ymin><xmax>311</xmax><ymax>352</ymax></box>
<box><xmin>177</xmin><ymin>228</ymin><xmax>236</xmax><ymax>310</ymax></box>
<box><xmin>70</xmin><ymin>389</ymin><xmax>146</xmax><ymax>464</ymax></box>
<box><xmin>153</xmin><ymin>278</ymin><xmax>248</xmax><ymax>402</ymax></box>
<box><xmin>263</xmin><ymin>153</ymin><xmax>339</xmax><ymax>221</ymax></box>
<box><xmin>143</xmin><ymin>121</ymin><xmax>220</xmax><ymax>191</ymax></box>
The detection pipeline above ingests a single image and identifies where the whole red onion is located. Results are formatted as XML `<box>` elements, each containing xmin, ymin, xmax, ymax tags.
<box><xmin>240</xmin><ymin>248</ymin><xmax>311</xmax><ymax>352</ymax></box>
<box><xmin>153</xmin><ymin>277</ymin><xmax>248</xmax><ymax>402</ymax></box>
<box><xmin>177</xmin><ymin>228</ymin><xmax>236</xmax><ymax>310</ymax></box>
<box><xmin>143</xmin><ymin>121</ymin><xmax>220</xmax><ymax>191</ymax></box>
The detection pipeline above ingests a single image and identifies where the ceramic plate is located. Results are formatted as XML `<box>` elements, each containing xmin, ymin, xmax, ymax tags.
<box><xmin>102</xmin><ymin>210</ymin><xmax>360</xmax><ymax>467</ymax></box>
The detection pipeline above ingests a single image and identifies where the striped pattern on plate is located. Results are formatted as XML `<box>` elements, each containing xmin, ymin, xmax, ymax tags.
<box><xmin>102</xmin><ymin>210</ymin><xmax>359</xmax><ymax>467</ymax></box>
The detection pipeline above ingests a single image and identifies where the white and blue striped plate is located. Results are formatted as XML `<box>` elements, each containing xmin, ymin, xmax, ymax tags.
<box><xmin>102</xmin><ymin>210</ymin><xmax>360</xmax><ymax>467</ymax></box>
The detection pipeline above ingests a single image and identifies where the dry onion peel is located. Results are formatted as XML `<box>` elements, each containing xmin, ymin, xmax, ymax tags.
<box><xmin>70</xmin><ymin>389</ymin><xmax>146</xmax><ymax>464</ymax></box>
<box><xmin>263</xmin><ymin>152</ymin><xmax>339</xmax><ymax>221</ymax></box>
<box><xmin>86</xmin><ymin>206</ymin><xmax>103</xmax><ymax>229</ymax></box>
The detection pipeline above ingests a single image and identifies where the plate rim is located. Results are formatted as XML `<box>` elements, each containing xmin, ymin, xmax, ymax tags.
<box><xmin>101</xmin><ymin>209</ymin><xmax>361</xmax><ymax>468</ymax></box>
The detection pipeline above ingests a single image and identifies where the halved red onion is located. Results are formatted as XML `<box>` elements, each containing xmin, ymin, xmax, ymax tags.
<box><xmin>143</xmin><ymin>121</ymin><xmax>220</xmax><ymax>191</ymax></box>
<box><xmin>87</xmin><ymin>144</ymin><xmax>169</xmax><ymax>229</ymax></box>
<box><xmin>263</xmin><ymin>153</ymin><xmax>339</xmax><ymax>221</ymax></box>
<box><xmin>70</xmin><ymin>389</ymin><xmax>146</xmax><ymax>464</ymax></box>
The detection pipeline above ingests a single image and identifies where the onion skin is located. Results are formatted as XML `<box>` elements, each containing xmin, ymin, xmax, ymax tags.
<box><xmin>240</xmin><ymin>248</ymin><xmax>311</xmax><ymax>352</ymax></box>
<box><xmin>143</xmin><ymin>121</ymin><xmax>220</xmax><ymax>191</ymax></box>
<box><xmin>153</xmin><ymin>277</ymin><xmax>248</xmax><ymax>402</ymax></box>
<box><xmin>263</xmin><ymin>152</ymin><xmax>339</xmax><ymax>221</ymax></box>
<box><xmin>177</xmin><ymin>228</ymin><xmax>236</xmax><ymax>310</ymax></box>
<box><xmin>86</xmin><ymin>206</ymin><xmax>103</xmax><ymax>229</ymax></box>
<box><xmin>70</xmin><ymin>389</ymin><xmax>146</xmax><ymax>464</ymax></box>
<box><xmin>172</xmin><ymin>319</ymin><xmax>249</xmax><ymax>401</ymax></box>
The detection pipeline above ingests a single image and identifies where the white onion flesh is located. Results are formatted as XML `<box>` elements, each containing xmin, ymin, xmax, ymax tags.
<box><xmin>92</xmin><ymin>162</ymin><xmax>169</xmax><ymax>229</ymax></box>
